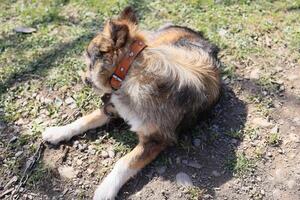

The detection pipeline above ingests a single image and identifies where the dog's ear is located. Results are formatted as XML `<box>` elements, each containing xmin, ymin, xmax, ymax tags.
<box><xmin>108</xmin><ymin>21</ymin><xmax>129</xmax><ymax>49</ymax></box>
<box><xmin>118</xmin><ymin>6</ymin><xmax>137</xmax><ymax>24</ymax></box>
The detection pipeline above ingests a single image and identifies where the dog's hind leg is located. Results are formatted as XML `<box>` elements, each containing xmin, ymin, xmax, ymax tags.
<box><xmin>93</xmin><ymin>134</ymin><xmax>166</xmax><ymax>200</ymax></box>
<box><xmin>42</xmin><ymin>108</ymin><xmax>109</xmax><ymax>145</ymax></box>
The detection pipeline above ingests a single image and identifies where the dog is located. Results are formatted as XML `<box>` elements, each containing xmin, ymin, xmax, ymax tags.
<box><xmin>42</xmin><ymin>6</ymin><xmax>221</xmax><ymax>200</ymax></box>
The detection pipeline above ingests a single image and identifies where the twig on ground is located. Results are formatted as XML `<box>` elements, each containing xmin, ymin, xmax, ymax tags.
<box><xmin>9</xmin><ymin>141</ymin><xmax>46</xmax><ymax>200</ymax></box>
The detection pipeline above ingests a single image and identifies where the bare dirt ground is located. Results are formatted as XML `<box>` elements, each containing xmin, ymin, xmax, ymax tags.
<box><xmin>0</xmin><ymin>0</ymin><xmax>300</xmax><ymax>199</ymax></box>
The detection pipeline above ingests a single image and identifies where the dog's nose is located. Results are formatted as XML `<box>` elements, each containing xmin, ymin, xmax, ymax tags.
<box><xmin>84</xmin><ymin>77</ymin><xmax>92</xmax><ymax>87</ymax></box>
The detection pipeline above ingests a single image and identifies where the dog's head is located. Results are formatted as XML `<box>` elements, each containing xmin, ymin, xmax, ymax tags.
<box><xmin>82</xmin><ymin>7</ymin><xmax>139</xmax><ymax>93</ymax></box>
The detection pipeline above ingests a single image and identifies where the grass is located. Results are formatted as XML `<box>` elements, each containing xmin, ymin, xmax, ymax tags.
<box><xmin>225</xmin><ymin>128</ymin><xmax>243</xmax><ymax>139</ymax></box>
<box><xmin>225</xmin><ymin>126</ymin><xmax>258</xmax><ymax>140</ymax></box>
<box><xmin>247</xmin><ymin>94</ymin><xmax>274</xmax><ymax>117</ymax></box>
<box><xmin>186</xmin><ymin>186</ymin><xmax>206</xmax><ymax>200</ymax></box>
<box><xmin>1</xmin><ymin>0</ymin><xmax>299</xmax><ymax>124</ymax></box>
<box><xmin>27</xmin><ymin>162</ymin><xmax>52</xmax><ymax>187</ymax></box>
<box><xmin>225</xmin><ymin>153</ymin><xmax>255</xmax><ymax>176</ymax></box>
<box><xmin>267</xmin><ymin>132</ymin><xmax>281</xmax><ymax>146</ymax></box>
<box><xmin>257</xmin><ymin>75</ymin><xmax>283</xmax><ymax>94</ymax></box>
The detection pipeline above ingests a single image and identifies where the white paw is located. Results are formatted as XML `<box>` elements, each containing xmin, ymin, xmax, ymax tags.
<box><xmin>93</xmin><ymin>160</ymin><xmax>138</xmax><ymax>200</ymax></box>
<box><xmin>42</xmin><ymin>126</ymin><xmax>73</xmax><ymax>145</ymax></box>
<box><xmin>93</xmin><ymin>180</ymin><xmax>118</xmax><ymax>200</ymax></box>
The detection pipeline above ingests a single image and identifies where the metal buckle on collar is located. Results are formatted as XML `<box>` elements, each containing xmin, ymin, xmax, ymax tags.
<box><xmin>112</xmin><ymin>73</ymin><xmax>123</xmax><ymax>82</ymax></box>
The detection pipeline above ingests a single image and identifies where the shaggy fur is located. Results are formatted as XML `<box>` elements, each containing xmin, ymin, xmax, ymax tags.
<box><xmin>42</xmin><ymin>6</ymin><xmax>221</xmax><ymax>200</ymax></box>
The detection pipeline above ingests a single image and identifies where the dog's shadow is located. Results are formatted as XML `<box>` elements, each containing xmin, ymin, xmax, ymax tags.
<box><xmin>83</xmin><ymin>84</ymin><xmax>247</xmax><ymax>199</ymax></box>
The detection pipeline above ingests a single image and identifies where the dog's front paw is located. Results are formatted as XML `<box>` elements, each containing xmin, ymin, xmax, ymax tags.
<box><xmin>42</xmin><ymin>126</ymin><xmax>73</xmax><ymax>145</ymax></box>
<box><xmin>93</xmin><ymin>180</ymin><xmax>118</xmax><ymax>200</ymax></box>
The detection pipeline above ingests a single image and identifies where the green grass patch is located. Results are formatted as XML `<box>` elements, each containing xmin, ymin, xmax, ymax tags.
<box><xmin>267</xmin><ymin>132</ymin><xmax>281</xmax><ymax>146</ymax></box>
<box><xmin>225</xmin><ymin>153</ymin><xmax>255</xmax><ymax>176</ymax></box>
<box><xmin>27</xmin><ymin>162</ymin><xmax>52</xmax><ymax>188</ymax></box>
<box><xmin>225</xmin><ymin>128</ymin><xmax>243</xmax><ymax>139</ymax></box>
<box><xmin>186</xmin><ymin>186</ymin><xmax>205</xmax><ymax>200</ymax></box>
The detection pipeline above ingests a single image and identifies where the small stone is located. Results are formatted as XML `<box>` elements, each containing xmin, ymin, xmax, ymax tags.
<box><xmin>241</xmin><ymin>186</ymin><xmax>248</xmax><ymax>192</ymax></box>
<box><xmin>73</xmin><ymin>141</ymin><xmax>79</xmax><ymax>149</ymax></box>
<box><xmin>186</xmin><ymin>161</ymin><xmax>202</xmax><ymax>169</ymax></box>
<box><xmin>256</xmin><ymin>177</ymin><xmax>262</xmax><ymax>182</ymax></box>
<box><xmin>78</xmin><ymin>143</ymin><xmax>87</xmax><ymax>151</ymax></box>
<box><xmin>76</xmin><ymin>159</ymin><xmax>83</xmax><ymax>165</ymax></box>
<box><xmin>260</xmin><ymin>189</ymin><xmax>265</xmax><ymax>196</ymax></box>
<box><xmin>14</xmin><ymin>26</ymin><xmax>36</xmax><ymax>33</ymax></box>
<box><xmin>266</xmin><ymin>152</ymin><xmax>272</xmax><ymax>157</ymax></box>
<box><xmin>88</xmin><ymin>149</ymin><xmax>96</xmax><ymax>155</ymax></box>
<box><xmin>212</xmin><ymin>170</ymin><xmax>221</xmax><ymax>177</ymax></box>
<box><xmin>94</xmin><ymin>139</ymin><xmax>101</xmax><ymax>144</ymax></box>
<box><xmin>54</xmin><ymin>98</ymin><xmax>63</xmax><ymax>107</ymax></box>
<box><xmin>278</xmin><ymin>119</ymin><xmax>285</xmax><ymax>125</ymax></box>
<box><xmin>9</xmin><ymin>136</ymin><xmax>18</xmax><ymax>143</ymax></box>
<box><xmin>278</xmin><ymin>85</ymin><xmax>285</xmax><ymax>92</ymax></box>
<box><xmin>108</xmin><ymin>150</ymin><xmax>115</xmax><ymax>158</ymax></box>
<box><xmin>182</xmin><ymin>159</ymin><xmax>188</xmax><ymax>165</ymax></box>
<box><xmin>223</xmin><ymin>77</ymin><xmax>230</xmax><ymax>85</ymax></box>
<box><xmin>176</xmin><ymin>172</ymin><xmax>193</xmax><ymax>187</ymax></box>
<box><xmin>273</xmin><ymin>100</ymin><xmax>282</xmax><ymax>108</ymax></box>
<box><xmin>262</xmin><ymin>91</ymin><xmax>268</xmax><ymax>96</ymax></box>
<box><xmin>192</xmin><ymin>138</ymin><xmax>201</xmax><ymax>147</ymax></box>
<box><xmin>87</xmin><ymin>168</ymin><xmax>95</xmax><ymax>176</ymax></box>
<box><xmin>58</xmin><ymin>166</ymin><xmax>77</xmax><ymax>179</ymax></box>
<box><xmin>43</xmin><ymin>97</ymin><xmax>53</xmax><ymax>104</ymax></box>
<box><xmin>203</xmin><ymin>194</ymin><xmax>213</xmax><ymax>199</ymax></box>
<box><xmin>69</xmin><ymin>103</ymin><xmax>77</xmax><ymax>109</ymax></box>
<box><xmin>87</xmin><ymin>146</ymin><xmax>96</xmax><ymax>155</ymax></box>
<box><xmin>156</xmin><ymin>166</ymin><xmax>167</xmax><ymax>174</ymax></box>
<box><xmin>250</xmin><ymin>69</ymin><xmax>260</xmax><ymax>80</ymax></box>
<box><xmin>25</xmin><ymin>156</ymin><xmax>35</xmax><ymax>169</ymax></box>
<box><xmin>273</xmin><ymin>189</ymin><xmax>281</xmax><ymax>198</ymax></box>
<box><xmin>251</xmin><ymin>187</ymin><xmax>257</xmax><ymax>194</ymax></box>
<box><xmin>15</xmin><ymin>151</ymin><xmax>23</xmax><ymax>157</ymax></box>
<box><xmin>101</xmin><ymin>151</ymin><xmax>109</xmax><ymax>158</ymax></box>
<box><xmin>277</xmin><ymin>79</ymin><xmax>284</xmax><ymax>84</ymax></box>
<box><xmin>231</xmin><ymin>139</ymin><xmax>238</xmax><ymax>145</ymax></box>
<box><xmin>270</xmin><ymin>125</ymin><xmax>279</xmax><ymax>134</ymax></box>
<box><xmin>278</xmin><ymin>149</ymin><xmax>283</xmax><ymax>154</ymax></box>
<box><xmin>101</xmin><ymin>159</ymin><xmax>109</xmax><ymax>167</ymax></box>
<box><xmin>218</xmin><ymin>28</ymin><xmax>227</xmax><ymax>37</ymax></box>
<box><xmin>65</xmin><ymin>97</ymin><xmax>75</xmax><ymax>105</ymax></box>
<box><xmin>176</xmin><ymin>157</ymin><xmax>181</xmax><ymax>164</ymax></box>
<box><xmin>16</xmin><ymin>118</ymin><xmax>25</xmax><ymax>125</ymax></box>
<box><xmin>287</xmin><ymin>179</ymin><xmax>296</xmax><ymax>189</ymax></box>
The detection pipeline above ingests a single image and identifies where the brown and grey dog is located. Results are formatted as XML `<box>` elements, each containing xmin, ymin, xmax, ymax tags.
<box><xmin>42</xmin><ymin>7</ymin><xmax>221</xmax><ymax>200</ymax></box>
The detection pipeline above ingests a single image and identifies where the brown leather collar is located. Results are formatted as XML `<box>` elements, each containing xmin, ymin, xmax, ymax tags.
<box><xmin>110</xmin><ymin>40</ymin><xmax>147</xmax><ymax>90</ymax></box>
